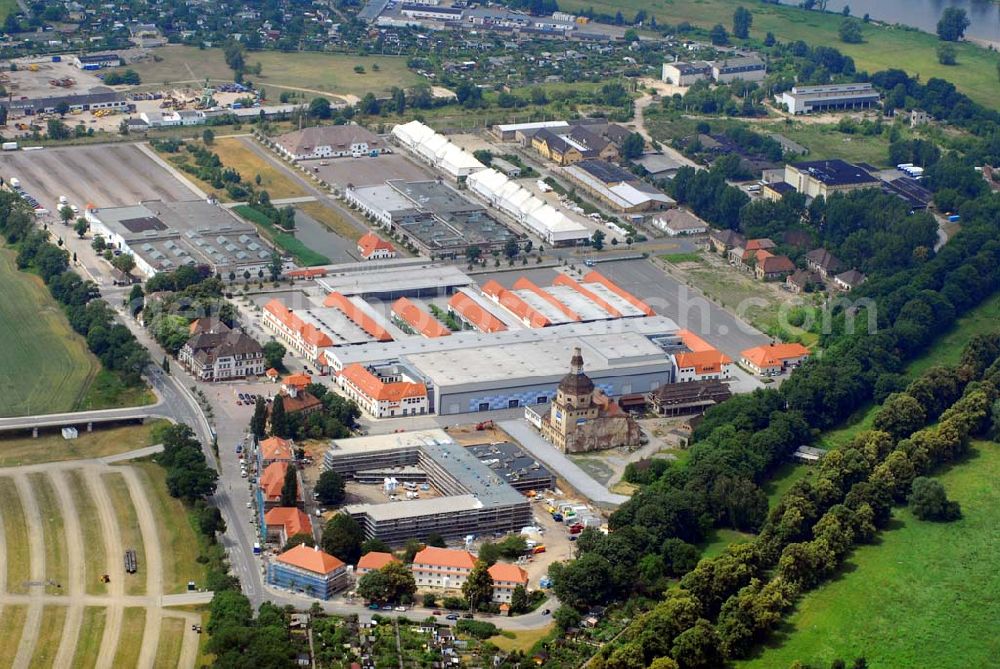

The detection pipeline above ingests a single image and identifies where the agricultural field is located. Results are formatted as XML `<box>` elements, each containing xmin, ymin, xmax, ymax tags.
<box><xmin>120</xmin><ymin>46</ymin><xmax>421</xmax><ymax>98</ymax></box>
<box><xmin>0</xmin><ymin>247</ymin><xmax>99</xmax><ymax>417</ymax></box>
<box><xmin>0</xmin><ymin>453</ymin><xmax>207</xmax><ymax>668</ymax></box>
<box><xmin>557</xmin><ymin>0</ymin><xmax>1000</xmax><ymax>109</ymax></box>
<box><xmin>739</xmin><ymin>441</ymin><xmax>1000</xmax><ymax>669</ymax></box>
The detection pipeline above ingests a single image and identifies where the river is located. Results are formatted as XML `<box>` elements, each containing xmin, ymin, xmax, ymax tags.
<box><xmin>780</xmin><ymin>0</ymin><xmax>1000</xmax><ymax>44</ymax></box>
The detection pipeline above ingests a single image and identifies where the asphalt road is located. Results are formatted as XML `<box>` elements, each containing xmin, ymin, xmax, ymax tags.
<box><xmin>0</xmin><ymin>403</ymin><xmax>168</xmax><ymax>432</ymax></box>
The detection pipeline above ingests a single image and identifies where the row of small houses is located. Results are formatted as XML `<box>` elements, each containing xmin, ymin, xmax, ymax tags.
<box><xmin>710</xmin><ymin>229</ymin><xmax>867</xmax><ymax>291</ymax></box>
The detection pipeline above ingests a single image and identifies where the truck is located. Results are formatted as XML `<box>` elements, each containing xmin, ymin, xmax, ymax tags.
<box><xmin>253</xmin><ymin>542</ymin><xmax>261</xmax><ymax>555</ymax></box>
<box><xmin>1</xmin><ymin>142</ymin><xmax>18</xmax><ymax>151</ymax></box>
<box><xmin>9</xmin><ymin>178</ymin><xmax>20</xmax><ymax>188</ymax></box>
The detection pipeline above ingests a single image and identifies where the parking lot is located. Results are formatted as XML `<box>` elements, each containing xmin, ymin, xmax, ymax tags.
<box><xmin>303</xmin><ymin>153</ymin><xmax>432</xmax><ymax>189</ymax></box>
<box><xmin>0</xmin><ymin>144</ymin><xmax>197</xmax><ymax>211</ymax></box>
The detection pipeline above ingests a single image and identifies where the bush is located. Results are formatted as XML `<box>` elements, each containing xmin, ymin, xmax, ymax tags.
<box><xmin>908</xmin><ymin>476</ymin><xmax>962</xmax><ymax>521</ymax></box>
<box><xmin>455</xmin><ymin>619</ymin><xmax>499</xmax><ymax>639</ymax></box>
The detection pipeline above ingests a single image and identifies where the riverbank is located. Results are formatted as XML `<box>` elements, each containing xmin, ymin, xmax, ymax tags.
<box><xmin>561</xmin><ymin>0</ymin><xmax>1000</xmax><ymax>109</ymax></box>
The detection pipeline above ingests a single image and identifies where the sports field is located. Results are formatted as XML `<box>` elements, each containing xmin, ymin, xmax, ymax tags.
<box><xmin>0</xmin><ymin>247</ymin><xmax>98</xmax><ymax>417</ymax></box>
<box><xmin>558</xmin><ymin>0</ymin><xmax>1000</xmax><ymax>109</ymax></box>
<box><xmin>739</xmin><ymin>441</ymin><xmax>1000</xmax><ymax>669</ymax></box>
<box><xmin>121</xmin><ymin>46</ymin><xmax>421</xmax><ymax>98</ymax></box>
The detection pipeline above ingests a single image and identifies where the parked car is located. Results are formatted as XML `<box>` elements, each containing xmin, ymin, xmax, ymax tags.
<box><xmin>432</xmin><ymin>610</ymin><xmax>442</xmax><ymax>616</ymax></box>
<box><xmin>368</xmin><ymin>603</ymin><xmax>380</xmax><ymax>610</ymax></box>
<box><xmin>445</xmin><ymin>614</ymin><xmax>459</xmax><ymax>620</ymax></box>
<box><xmin>542</xmin><ymin>609</ymin><xmax>551</xmax><ymax>615</ymax></box>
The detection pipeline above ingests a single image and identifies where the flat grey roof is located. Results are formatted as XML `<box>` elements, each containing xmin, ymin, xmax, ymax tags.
<box><xmin>326</xmin><ymin>314</ymin><xmax>679</xmax><ymax>368</ymax></box>
<box><xmin>315</xmin><ymin>263</ymin><xmax>474</xmax><ymax>297</ymax></box>
<box><xmin>408</xmin><ymin>331</ymin><xmax>671</xmax><ymax>390</ymax></box>
<box><xmin>89</xmin><ymin>200</ymin><xmax>269</xmax><ymax>271</ymax></box>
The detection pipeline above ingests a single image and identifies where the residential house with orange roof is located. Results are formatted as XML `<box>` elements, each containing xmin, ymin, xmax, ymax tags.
<box><xmin>673</xmin><ymin>350</ymin><xmax>734</xmax><ymax>382</ymax></box>
<box><xmin>488</xmin><ymin>563</ymin><xmax>529</xmax><ymax>603</ymax></box>
<box><xmin>754</xmin><ymin>252</ymin><xmax>796</xmax><ymax>281</ymax></box>
<box><xmin>356</xmin><ymin>551</ymin><xmax>400</xmax><ymax>575</ymax></box>
<box><xmin>263</xmin><ymin>507</ymin><xmax>313</xmax><ymax>545</ymax></box>
<box><xmin>390</xmin><ymin>297</ymin><xmax>451</xmax><ymax>339</ymax></box>
<box><xmin>410</xmin><ymin>547</ymin><xmax>477</xmax><ymax>589</ymax></box>
<box><xmin>337</xmin><ymin>363</ymin><xmax>428</xmax><ymax>418</ymax></box>
<box><xmin>262</xmin><ymin>298</ymin><xmax>335</xmax><ymax>367</ymax></box>
<box><xmin>282</xmin><ymin>372</ymin><xmax>312</xmax><ymax>393</ymax></box>
<box><xmin>258</xmin><ymin>461</ymin><xmax>301</xmax><ymax>510</ymax></box>
<box><xmin>728</xmin><ymin>238</ymin><xmax>776</xmax><ymax>269</ymax></box>
<box><xmin>740</xmin><ymin>342</ymin><xmax>810</xmax><ymax>376</ymax></box>
<box><xmin>448</xmin><ymin>292</ymin><xmax>507</xmax><ymax>333</ymax></box>
<box><xmin>267</xmin><ymin>544</ymin><xmax>348</xmax><ymax>599</ymax></box>
<box><xmin>357</xmin><ymin>232</ymin><xmax>397</xmax><ymax>260</ymax></box>
<box><xmin>259</xmin><ymin>436</ymin><xmax>294</xmax><ymax>467</ymax></box>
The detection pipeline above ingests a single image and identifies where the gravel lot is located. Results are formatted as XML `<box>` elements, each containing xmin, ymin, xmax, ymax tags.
<box><xmin>0</xmin><ymin>144</ymin><xmax>196</xmax><ymax>210</ymax></box>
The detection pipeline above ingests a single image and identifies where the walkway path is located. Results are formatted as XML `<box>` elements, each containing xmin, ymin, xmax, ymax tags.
<box><xmin>86</xmin><ymin>466</ymin><xmax>125</xmax><ymax>669</ymax></box>
<box><xmin>122</xmin><ymin>467</ymin><xmax>164</xmax><ymax>669</ymax></box>
<box><xmin>498</xmin><ymin>420</ymin><xmax>629</xmax><ymax>507</ymax></box>
<box><xmin>11</xmin><ymin>474</ymin><xmax>44</xmax><ymax>669</ymax></box>
<box><xmin>222</xmin><ymin>195</ymin><xmax>318</xmax><ymax>208</ymax></box>
<box><xmin>51</xmin><ymin>469</ymin><xmax>86</xmax><ymax>668</ymax></box>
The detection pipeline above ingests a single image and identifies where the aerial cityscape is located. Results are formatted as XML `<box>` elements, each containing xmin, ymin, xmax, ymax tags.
<box><xmin>0</xmin><ymin>0</ymin><xmax>998</xmax><ymax>667</ymax></box>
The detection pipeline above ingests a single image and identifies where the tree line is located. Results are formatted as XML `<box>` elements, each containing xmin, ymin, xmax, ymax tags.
<box><xmin>0</xmin><ymin>192</ymin><xmax>149</xmax><ymax>387</ymax></box>
<box><xmin>588</xmin><ymin>336</ymin><xmax>1000</xmax><ymax>668</ymax></box>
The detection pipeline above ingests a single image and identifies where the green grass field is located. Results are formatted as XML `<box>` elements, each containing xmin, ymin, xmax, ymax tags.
<box><xmin>153</xmin><ymin>617</ymin><xmax>186</xmax><ymax>669</ymax></box>
<box><xmin>111</xmin><ymin>607</ymin><xmax>146</xmax><ymax>669</ymax></box>
<box><xmin>699</xmin><ymin>527</ymin><xmax>754</xmax><ymax>559</ymax></box>
<box><xmin>560</xmin><ymin>0</ymin><xmax>1000</xmax><ymax>109</ymax></box>
<box><xmin>70</xmin><ymin>607</ymin><xmax>106</xmax><ymax>669</ymax></box>
<box><xmin>740</xmin><ymin>442</ymin><xmax>1000</xmax><ymax>668</ymax></box>
<box><xmin>0</xmin><ymin>420</ymin><xmax>165</xmax><ymax>468</ymax></box>
<box><xmin>760</xmin><ymin>121</ymin><xmax>896</xmax><ymax>167</ymax></box>
<box><xmin>0</xmin><ymin>0</ymin><xmax>16</xmax><ymax>19</ymax></box>
<box><xmin>101</xmin><ymin>473</ymin><xmax>146</xmax><ymax>596</ymax></box>
<box><xmin>0</xmin><ymin>605</ymin><xmax>26</xmax><ymax>669</ymax></box>
<box><xmin>65</xmin><ymin>471</ymin><xmax>107</xmax><ymax>596</ymax></box>
<box><xmin>132</xmin><ymin>463</ymin><xmax>206</xmax><ymax>594</ymax></box>
<box><xmin>0</xmin><ymin>477</ymin><xmax>30</xmax><ymax>594</ymax></box>
<box><xmin>120</xmin><ymin>46</ymin><xmax>421</xmax><ymax>98</ymax></box>
<box><xmin>29</xmin><ymin>473</ymin><xmax>68</xmax><ymax>596</ymax></box>
<box><xmin>0</xmin><ymin>247</ymin><xmax>98</xmax><ymax>417</ymax></box>
<box><xmin>29</xmin><ymin>605</ymin><xmax>68</xmax><ymax>669</ymax></box>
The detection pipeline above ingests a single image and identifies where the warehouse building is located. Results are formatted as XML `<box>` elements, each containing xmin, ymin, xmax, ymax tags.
<box><xmin>326</xmin><ymin>430</ymin><xmax>532</xmax><ymax>545</ymax></box>
<box><xmin>784</xmin><ymin>159</ymin><xmax>879</xmax><ymax>199</ymax></box>
<box><xmin>73</xmin><ymin>53</ymin><xmax>123</xmax><ymax>69</ymax></box>
<box><xmin>465</xmin><ymin>168</ymin><xmax>590</xmax><ymax>245</ymax></box>
<box><xmin>1</xmin><ymin>89</ymin><xmax>128</xmax><ymax>116</ymax></box>
<box><xmin>779</xmin><ymin>83</ymin><xmax>881</xmax><ymax>115</ymax></box>
<box><xmin>562</xmin><ymin>160</ymin><xmax>675</xmax><ymax>213</ymax></box>
<box><xmin>661</xmin><ymin>60</ymin><xmax>712</xmax><ymax>86</ymax></box>
<box><xmin>85</xmin><ymin>200</ymin><xmax>271</xmax><ymax>279</ymax></box>
<box><xmin>345</xmin><ymin>178</ymin><xmax>519</xmax><ymax>258</ymax></box>
<box><xmin>391</xmin><ymin>120</ymin><xmax>487</xmax><ymax>180</ymax></box>
<box><xmin>712</xmin><ymin>55</ymin><xmax>766</xmax><ymax>83</ymax></box>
